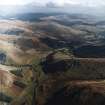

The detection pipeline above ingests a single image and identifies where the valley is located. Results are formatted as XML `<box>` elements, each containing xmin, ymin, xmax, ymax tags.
<box><xmin>0</xmin><ymin>13</ymin><xmax>105</xmax><ymax>105</ymax></box>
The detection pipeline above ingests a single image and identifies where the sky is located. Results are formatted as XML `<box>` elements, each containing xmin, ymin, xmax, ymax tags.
<box><xmin>37</xmin><ymin>0</ymin><xmax>105</xmax><ymax>6</ymax></box>
<box><xmin>0</xmin><ymin>0</ymin><xmax>104</xmax><ymax>16</ymax></box>
<box><xmin>0</xmin><ymin>0</ymin><xmax>105</xmax><ymax>7</ymax></box>
<box><xmin>0</xmin><ymin>0</ymin><xmax>32</xmax><ymax>5</ymax></box>
<box><xmin>46</xmin><ymin>0</ymin><xmax>105</xmax><ymax>7</ymax></box>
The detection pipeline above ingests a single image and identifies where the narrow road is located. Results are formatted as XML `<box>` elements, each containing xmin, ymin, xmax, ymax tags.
<box><xmin>0</xmin><ymin>64</ymin><xmax>17</xmax><ymax>72</ymax></box>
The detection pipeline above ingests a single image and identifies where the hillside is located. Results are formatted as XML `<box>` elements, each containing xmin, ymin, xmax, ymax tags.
<box><xmin>1</xmin><ymin>13</ymin><xmax>105</xmax><ymax>105</ymax></box>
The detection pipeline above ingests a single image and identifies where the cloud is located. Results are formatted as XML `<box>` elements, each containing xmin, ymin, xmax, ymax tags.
<box><xmin>0</xmin><ymin>0</ymin><xmax>105</xmax><ymax>7</ymax></box>
<box><xmin>69</xmin><ymin>0</ymin><xmax>105</xmax><ymax>7</ymax></box>
<box><xmin>40</xmin><ymin>0</ymin><xmax>105</xmax><ymax>7</ymax></box>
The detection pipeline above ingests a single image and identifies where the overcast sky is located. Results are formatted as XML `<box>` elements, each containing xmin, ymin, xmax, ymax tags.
<box><xmin>0</xmin><ymin>0</ymin><xmax>105</xmax><ymax>6</ymax></box>
<box><xmin>38</xmin><ymin>0</ymin><xmax>105</xmax><ymax>6</ymax></box>
<box><xmin>29</xmin><ymin>0</ymin><xmax>105</xmax><ymax>6</ymax></box>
